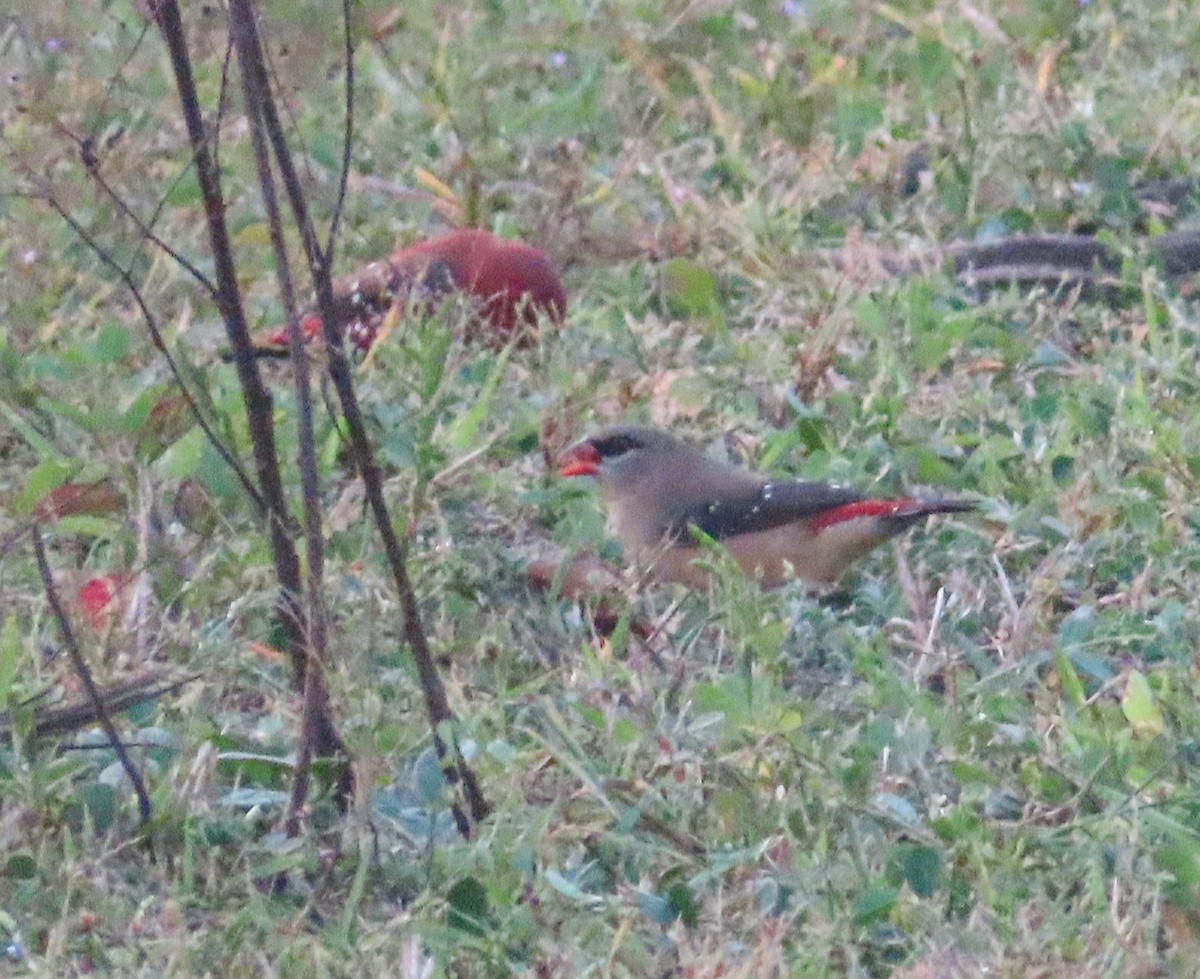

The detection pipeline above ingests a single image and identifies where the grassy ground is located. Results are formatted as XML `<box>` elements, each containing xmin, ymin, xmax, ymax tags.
<box><xmin>2</xmin><ymin>0</ymin><xmax>1200</xmax><ymax>975</ymax></box>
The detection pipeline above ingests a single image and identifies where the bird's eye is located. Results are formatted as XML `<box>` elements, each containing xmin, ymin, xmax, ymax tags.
<box><xmin>593</xmin><ymin>434</ymin><xmax>641</xmax><ymax>458</ymax></box>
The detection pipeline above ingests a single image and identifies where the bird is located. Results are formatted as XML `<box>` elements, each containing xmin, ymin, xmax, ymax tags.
<box><xmin>253</xmin><ymin>228</ymin><xmax>566</xmax><ymax>354</ymax></box>
<box><xmin>557</xmin><ymin>425</ymin><xmax>975</xmax><ymax>589</ymax></box>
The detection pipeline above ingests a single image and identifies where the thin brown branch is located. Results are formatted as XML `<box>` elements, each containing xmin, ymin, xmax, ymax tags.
<box><xmin>90</xmin><ymin>10</ymin><xmax>157</xmax><ymax>144</ymax></box>
<box><xmin>228</xmin><ymin>0</ymin><xmax>348</xmax><ymax>824</ymax></box>
<box><xmin>53</xmin><ymin>121</ymin><xmax>217</xmax><ymax>298</ymax></box>
<box><xmin>324</xmin><ymin>0</ymin><xmax>355</xmax><ymax>256</ymax></box>
<box><xmin>233</xmin><ymin>0</ymin><xmax>489</xmax><ymax>834</ymax></box>
<box><xmin>155</xmin><ymin>0</ymin><xmax>307</xmax><ymax>679</ymax></box>
<box><xmin>31</xmin><ymin>526</ymin><xmax>155</xmax><ymax>855</ymax></box>
<box><xmin>211</xmin><ymin>37</ymin><xmax>236</xmax><ymax>178</ymax></box>
<box><xmin>32</xmin><ymin>190</ymin><xmax>265</xmax><ymax>513</ymax></box>
<box><xmin>0</xmin><ymin>673</ymin><xmax>201</xmax><ymax>741</ymax></box>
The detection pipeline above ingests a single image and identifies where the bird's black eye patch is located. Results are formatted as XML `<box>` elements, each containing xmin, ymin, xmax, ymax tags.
<box><xmin>591</xmin><ymin>433</ymin><xmax>642</xmax><ymax>458</ymax></box>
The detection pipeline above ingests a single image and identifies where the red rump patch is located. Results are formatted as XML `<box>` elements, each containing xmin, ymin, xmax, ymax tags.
<box><xmin>807</xmin><ymin>498</ymin><xmax>921</xmax><ymax>532</ymax></box>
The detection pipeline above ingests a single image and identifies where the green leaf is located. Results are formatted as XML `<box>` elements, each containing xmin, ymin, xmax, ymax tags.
<box><xmin>1121</xmin><ymin>670</ymin><xmax>1164</xmax><ymax>738</ymax></box>
<box><xmin>664</xmin><ymin>881</ymin><xmax>700</xmax><ymax>928</ymax></box>
<box><xmin>1155</xmin><ymin>840</ymin><xmax>1200</xmax><ymax>904</ymax></box>
<box><xmin>1028</xmin><ymin>341</ymin><xmax>1069</xmax><ymax>368</ymax></box>
<box><xmin>71</xmin><ymin>782</ymin><xmax>117</xmax><ymax>834</ymax></box>
<box><xmin>196</xmin><ymin>436</ymin><xmax>242</xmax><ymax>499</ymax></box>
<box><xmin>638</xmin><ymin>891</ymin><xmax>673</xmax><ymax>925</ymax></box>
<box><xmin>1053</xmin><ymin>648</ymin><xmax>1086</xmax><ymax>709</ymax></box>
<box><xmin>51</xmin><ymin>515</ymin><xmax>123</xmax><ymax>537</ymax></box>
<box><xmin>155</xmin><ymin>425</ymin><xmax>205</xmax><ymax>480</ymax></box>
<box><xmin>220</xmin><ymin>788</ymin><xmax>290</xmax><ymax>809</ymax></box>
<box><xmin>545</xmin><ymin>868</ymin><xmax>603</xmax><ymax>907</ymax></box>
<box><xmin>447</xmin><ymin>876</ymin><xmax>490</xmax><ymax>936</ymax></box>
<box><xmin>3</xmin><ymin>854</ymin><xmax>37</xmax><ymax>880</ymax></box>
<box><xmin>662</xmin><ymin>258</ymin><xmax>725</xmax><ymax>330</ymax></box>
<box><xmin>912</xmin><ymin>37</ymin><xmax>955</xmax><ymax>90</ymax></box>
<box><xmin>92</xmin><ymin>322</ymin><xmax>133</xmax><ymax>364</ymax></box>
<box><xmin>16</xmin><ymin>459</ymin><xmax>76</xmax><ymax>514</ymax></box>
<box><xmin>216</xmin><ymin>753</ymin><xmax>294</xmax><ymax>789</ymax></box>
<box><xmin>414</xmin><ymin>747</ymin><xmax>449</xmax><ymax>806</ymax></box>
<box><xmin>853</xmin><ymin>296</ymin><xmax>888</xmax><ymax>332</ymax></box>
<box><xmin>833</xmin><ymin>93</ymin><xmax>883</xmax><ymax>155</ymax></box>
<box><xmin>747</xmin><ymin>619</ymin><xmax>787</xmax><ymax>660</ymax></box>
<box><xmin>446</xmin><ymin>346</ymin><xmax>513</xmax><ymax>450</ymax></box>
<box><xmin>0</xmin><ymin>616</ymin><xmax>18</xmax><ymax>711</ymax></box>
<box><xmin>607</xmin><ymin>611</ymin><xmax>631</xmax><ymax>659</ymax></box>
<box><xmin>853</xmin><ymin>885</ymin><xmax>898</xmax><ymax>924</ymax></box>
<box><xmin>164</xmin><ymin>170</ymin><xmax>203</xmax><ymax>206</ymax></box>
<box><xmin>0</xmin><ymin>401</ymin><xmax>60</xmax><ymax>459</ymax></box>
<box><xmin>418</xmin><ymin>326</ymin><xmax>454</xmax><ymax>402</ymax></box>
<box><xmin>904</xmin><ymin>446</ymin><xmax>958</xmax><ymax>484</ymax></box>
<box><xmin>901</xmin><ymin>845</ymin><xmax>941</xmax><ymax>898</ymax></box>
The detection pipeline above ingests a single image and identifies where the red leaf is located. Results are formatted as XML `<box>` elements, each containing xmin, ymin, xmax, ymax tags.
<box><xmin>32</xmin><ymin>482</ymin><xmax>124</xmax><ymax>522</ymax></box>
<box><xmin>77</xmin><ymin>573</ymin><xmax>133</xmax><ymax>631</ymax></box>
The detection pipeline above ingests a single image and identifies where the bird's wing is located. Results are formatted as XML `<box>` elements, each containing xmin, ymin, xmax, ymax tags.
<box><xmin>665</xmin><ymin>478</ymin><xmax>866</xmax><ymax>544</ymax></box>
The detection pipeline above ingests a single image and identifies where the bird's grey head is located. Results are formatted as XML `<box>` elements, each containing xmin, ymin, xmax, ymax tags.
<box><xmin>558</xmin><ymin>425</ymin><xmax>693</xmax><ymax>492</ymax></box>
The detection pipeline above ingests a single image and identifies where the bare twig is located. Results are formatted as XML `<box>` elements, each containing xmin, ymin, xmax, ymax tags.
<box><xmin>32</xmin><ymin>191</ymin><xmax>265</xmax><ymax>513</ymax></box>
<box><xmin>235</xmin><ymin>0</ymin><xmax>489</xmax><ymax>834</ymax></box>
<box><xmin>155</xmin><ymin>0</ymin><xmax>308</xmax><ymax>679</ymax></box>
<box><xmin>54</xmin><ymin>121</ymin><xmax>217</xmax><ymax>298</ymax></box>
<box><xmin>0</xmin><ymin>673</ymin><xmax>200</xmax><ymax>741</ymax></box>
<box><xmin>228</xmin><ymin>0</ymin><xmax>347</xmax><ymax>825</ymax></box>
<box><xmin>324</xmin><ymin>0</ymin><xmax>355</xmax><ymax>255</ymax></box>
<box><xmin>31</xmin><ymin>526</ymin><xmax>155</xmax><ymax>854</ymax></box>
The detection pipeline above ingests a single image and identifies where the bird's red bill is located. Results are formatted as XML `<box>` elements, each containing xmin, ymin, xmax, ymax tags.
<box><xmin>558</xmin><ymin>442</ymin><xmax>601</xmax><ymax>478</ymax></box>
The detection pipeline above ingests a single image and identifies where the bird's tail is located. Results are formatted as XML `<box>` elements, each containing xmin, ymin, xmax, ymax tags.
<box><xmin>882</xmin><ymin>497</ymin><xmax>977</xmax><ymax>531</ymax></box>
<box><xmin>809</xmin><ymin>497</ymin><xmax>975</xmax><ymax>532</ymax></box>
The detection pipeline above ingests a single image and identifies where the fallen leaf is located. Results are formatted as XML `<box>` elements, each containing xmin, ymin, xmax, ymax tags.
<box><xmin>32</xmin><ymin>482</ymin><xmax>124</xmax><ymax>522</ymax></box>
